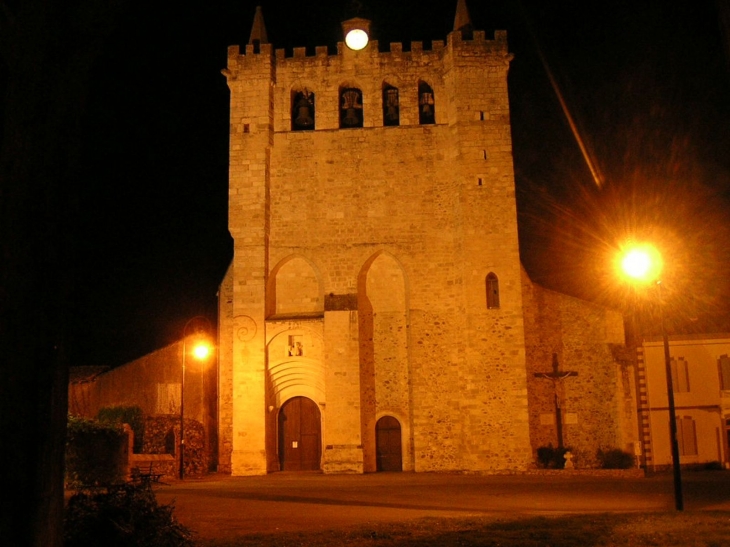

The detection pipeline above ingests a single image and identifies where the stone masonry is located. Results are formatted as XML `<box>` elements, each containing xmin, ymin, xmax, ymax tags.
<box><xmin>217</xmin><ymin>3</ymin><xmax>637</xmax><ymax>475</ymax></box>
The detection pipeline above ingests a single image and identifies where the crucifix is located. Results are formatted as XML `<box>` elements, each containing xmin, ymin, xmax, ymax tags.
<box><xmin>534</xmin><ymin>353</ymin><xmax>578</xmax><ymax>448</ymax></box>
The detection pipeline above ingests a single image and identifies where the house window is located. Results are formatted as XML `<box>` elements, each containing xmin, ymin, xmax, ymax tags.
<box><xmin>670</xmin><ymin>357</ymin><xmax>690</xmax><ymax>393</ymax></box>
<box><xmin>340</xmin><ymin>87</ymin><xmax>363</xmax><ymax>128</ymax></box>
<box><xmin>418</xmin><ymin>81</ymin><xmax>435</xmax><ymax>125</ymax></box>
<box><xmin>292</xmin><ymin>89</ymin><xmax>315</xmax><ymax>131</ymax></box>
<box><xmin>486</xmin><ymin>272</ymin><xmax>499</xmax><ymax>309</ymax></box>
<box><xmin>157</xmin><ymin>383</ymin><xmax>181</xmax><ymax>414</ymax></box>
<box><xmin>383</xmin><ymin>84</ymin><xmax>399</xmax><ymax>126</ymax></box>
<box><xmin>677</xmin><ymin>415</ymin><xmax>698</xmax><ymax>456</ymax></box>
<box><xmin>719</xmin><ymin>355</ymin><xmax>730</xmax><ymax>390</ymax></box>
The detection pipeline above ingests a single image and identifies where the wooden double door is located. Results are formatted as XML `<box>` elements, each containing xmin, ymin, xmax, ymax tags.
<box><xmin>278</xmin><ymin>396</ymin><xmax>321</xmax><ymax>471</ymax></box>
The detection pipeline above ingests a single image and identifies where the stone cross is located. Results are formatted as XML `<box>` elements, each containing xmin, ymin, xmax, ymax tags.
<box><xmin>534</xmin><ymin>353</ymin><xmax>578</xmax><ymax>448</ymax></box>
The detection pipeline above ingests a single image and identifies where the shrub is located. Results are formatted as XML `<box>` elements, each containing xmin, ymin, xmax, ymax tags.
<box><xmin>64</xmin><ymin>483</ymin><xmax>194</xmax><ymax>547</ymax></box>
<box><xmin>536</xmin><ymin>444</ymin><xmax>570</xmax><ymax>469</ymax></box>
<box><xmin>98</xmin><ymin>406</ymin><xmax>145</xmax><ymax>453</ymax></box>
<box><xmin>66</xmin><ymin>415</ymin><xmax>127</xmax><ymax>487</ymax></box>
<box><xmin>597</xmin><ymin>448</ymin><xmax>635</xmax><ymax>469</ymax></box>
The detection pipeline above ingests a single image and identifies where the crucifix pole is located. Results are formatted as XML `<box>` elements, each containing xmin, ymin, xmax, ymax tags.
<box><xmin>534</xmin><ymin>353</ymin><xmax>578</xmax><ymax>449</ymax></box>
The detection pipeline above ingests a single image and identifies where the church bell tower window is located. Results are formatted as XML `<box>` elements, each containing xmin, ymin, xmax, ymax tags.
<box><xmin>292</xmin><ymin>89</ymin><xmax>315</xmax><ymax>131</ymax></box>
<box><xmin>486</xmin><ymin>272</ymin><xmax>500</xmax><ymax>309</ymax></box>
<box><xmin>340</xmin><ymin>87</ymin><xmax>364</xmax><ymax>128</ymax></box>
<box><xmin>418</xmin><ymin>81</ymin><xmax>435</xmax><ymax>125</ymax></box>
<box><xmin>383</xmin><ymin>84</ymin><xmax>400</xmax><ymax>126</ymax></box>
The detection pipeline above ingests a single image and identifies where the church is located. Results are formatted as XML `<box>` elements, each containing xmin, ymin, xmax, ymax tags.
<box><xmin>217</xmin><ymin>1</ymin><xmax>639</xmax><ymax>475</ymax></box>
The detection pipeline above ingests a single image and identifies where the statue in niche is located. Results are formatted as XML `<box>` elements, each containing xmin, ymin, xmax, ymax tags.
<box><xmin>288</xmin><ymin>335</ymin><xmax>304</xmax><ymax>357</ymax></box>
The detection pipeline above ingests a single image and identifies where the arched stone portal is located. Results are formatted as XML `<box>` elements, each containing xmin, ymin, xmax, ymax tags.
<box><xmin>278</xmin><ymin>396</ymin><xmax>321</xmax><ymax>471</ymax></box>
<box><xmin>359</xmin><ymin>251</ymin><xmax>410</xmax><ymax>472</ymax></box>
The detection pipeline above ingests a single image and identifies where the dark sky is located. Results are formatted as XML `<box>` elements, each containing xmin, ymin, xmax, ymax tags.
<box><xmin>65</xmin><ymin>0</ymin><xmax>730</xmax><ymax>366</ymax></box>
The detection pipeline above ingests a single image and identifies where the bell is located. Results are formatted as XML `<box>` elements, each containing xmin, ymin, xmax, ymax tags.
<box><xmin>385</xmin><ymin>89</ymin><xmax>399</xmax><ymax>121</ymax></box>
<box><xmin>295</xmin><ymin>96</ymin><xmax>313</xmax><ymax>127</ymax></box>
<box><xmin>343</xmin><ymin>108</ymin><xmax>359</xmax><ymax>125</ymax></box>
<box><xmin>341</xmin><ymin>90</ymin><xmax>362</xmax><ymax>126</ymax></box>
<box><xmin>420</xmin><ymin>92</ymin><xmax>434</xmax><ymax>121</ymax></box>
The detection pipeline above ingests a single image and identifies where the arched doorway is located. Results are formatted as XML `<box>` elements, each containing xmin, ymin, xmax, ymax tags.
<box><xmin>278</xmin><ymin>396</ymin><xmax>321</xmax><ymax>471</ymax></box>
<box><xmin>376</xmin><ymin>416</ymin><xmax>402</xmax><ymax>472</ymax></box>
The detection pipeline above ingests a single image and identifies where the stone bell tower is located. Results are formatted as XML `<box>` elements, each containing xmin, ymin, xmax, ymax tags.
<box><xmin>218</xmin><ymin>1</ymin><xmax>534</xmax><ymax>475</ymax></box>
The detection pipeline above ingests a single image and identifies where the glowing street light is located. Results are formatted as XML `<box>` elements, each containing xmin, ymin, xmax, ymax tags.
<box><xmin>616</xmin><ymin>243</ymin><xmax>663</xmax><ymax>284</ymax></box>
<box><xmin>180</xmin><ymin>317</ymin><xmax>213</xmax><ymax>480</ymax></box>
<box><xmin>617</xmin><ymin>243</ymin><xmax>683</xmax><ymax>511</ymax></box>
<box><xmin>192</xmin><ymin>342</ymin><xmax>211</xmax><ymax>360</ymax></box>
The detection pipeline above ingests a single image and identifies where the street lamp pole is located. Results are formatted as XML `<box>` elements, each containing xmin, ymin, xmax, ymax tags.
<box><xmin>180</xmin><ymin>316</ymin><xmax>213</xmax><ymax>480</ymax></box>
<box><xmin>658</xmin><ymin>280</ymin><xmax>684</xmax><ymax>511</ymax></box>
<box><xmin>618</xmin><ymin>244</ymin><xmax>683</xmax><ymax>510</ymax></box>
<box><xmin>180</xmin><ymin>335</ymin><xmax>187</xmax><ymax>480</ymax></box>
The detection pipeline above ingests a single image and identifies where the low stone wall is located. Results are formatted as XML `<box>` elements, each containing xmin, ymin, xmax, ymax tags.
<box><xmin>142</xmin><ymin>415</ymin><xmax>208</xmax><ymax>477</ymax></box>
<box><xmin>122</xmin><ymin>417</ymin><xmax>208</xmax><ymax>480</ymax></box>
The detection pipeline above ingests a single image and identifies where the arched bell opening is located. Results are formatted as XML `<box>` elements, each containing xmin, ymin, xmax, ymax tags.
<box><xmin>382</xmin><ymin>83</ymin><xmax>399</xmax><ymax>127</ymax></box>
<box><xmin>418</xmin><ymin>81</ymin><xmax>435</xmax><ymax>125</ymax></box>
<box><xmin>339</xmin><ymin>86</ymin><xmax>364</xmax><ymax>128</ymax></box>
<box><xmin>291</xmin><ymin>89</ymin><xmax>315</xmax><ymax>131</ymax></box>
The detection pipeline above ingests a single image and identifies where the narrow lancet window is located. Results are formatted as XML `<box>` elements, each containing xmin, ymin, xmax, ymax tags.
<box><xmin>383</xmin><ymin>84</ymin><xmax>399</xmax><ymax>126</ymax></box>
<box><xmin>486</xmin><ymin>272</ymin><xmax>500</xmax><ymax>309</ymax></box>
<box><xmin>292</xmin><ymin>89</ymin><xmax>315</xmax><ymax>131</ymax></box>
<box><xmin>418</xmin><ymin>81</ymin><xmax>435</xmax><ymax>125</ymax></box>
<box><xmin>340</xmin><ymin>87</ymin><xmax>363</xmax><ymax>128</ymax></box>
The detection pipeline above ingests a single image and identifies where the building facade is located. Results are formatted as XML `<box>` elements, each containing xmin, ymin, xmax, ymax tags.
<box><xmin>68</xmin><ymin>339</ymin><xmax>218</xmax><ymax>475</ymax></box>
<box><xmin>636</xmin><ymin>335</ymin><xmax>730</xmax><ymax>469</ymax></box>
<box><xmin>217</xmin><ymin>2</ymin><xmax>638</xmax><ymax>475</ymax></box>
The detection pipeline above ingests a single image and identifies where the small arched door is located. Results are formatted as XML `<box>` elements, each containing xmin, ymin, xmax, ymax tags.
<box><xmin>376</xmin><ymin>416</ymin><xmax>402</xmax><ymax>472</ymax></box>
<box><xmin>278</xmin><ymin>396</ymin><xmax>321</xmax><ymax>471</ymax></box>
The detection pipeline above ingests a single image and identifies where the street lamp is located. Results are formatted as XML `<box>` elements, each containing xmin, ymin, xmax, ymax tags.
<box><xmin>180</xmin><ymin>316</ymin><xmax>213</xmax><ymax>480</ymax></box>
<box><xmin>617</xmin><ymin>243</ymin><xmax>683</xmax><ymax>511</ymax></box>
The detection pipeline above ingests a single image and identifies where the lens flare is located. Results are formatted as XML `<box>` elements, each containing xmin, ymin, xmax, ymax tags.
<box><xmin>617</xmin><ymin>244</ymin><xmax>663</xmax><ymax>283</ymax></box>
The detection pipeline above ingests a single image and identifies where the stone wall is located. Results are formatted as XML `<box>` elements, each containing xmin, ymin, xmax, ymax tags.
<box><xmin>142</xmin><ymin>416</ymin><xmax>207</xmax><ymax>478</ymax></box>
<box><xmin>218</xmin><ymin>12</ymin><xmax>635</xmax><ymax>475</ymax></box>
<box><xmin>521</xmin><ymin>268</ymin><xmax>637</xmax><ymax>468</ymax></box>
<box><xmin>220</xmin><ymin>24</ymin><xmax>533</xmax><ymax>475</ymax></box>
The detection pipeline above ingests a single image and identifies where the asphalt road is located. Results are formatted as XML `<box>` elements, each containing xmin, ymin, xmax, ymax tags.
<box><xmin>153</xmin><ymin>471</ymin><xmax>730</xmax><ymax>541</ymax></box>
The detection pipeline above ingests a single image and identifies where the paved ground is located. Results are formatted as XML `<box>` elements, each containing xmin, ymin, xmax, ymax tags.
<box><xmin>153</xmin><ymin>471</ymin><xmax>730</xmax><ymax>541</ymax></box>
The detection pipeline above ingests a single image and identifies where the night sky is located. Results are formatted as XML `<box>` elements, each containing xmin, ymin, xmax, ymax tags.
<box><xmin>64</xmin><ymin>0</ymin><xmax>730</xmax><ymax>367</ymax></box>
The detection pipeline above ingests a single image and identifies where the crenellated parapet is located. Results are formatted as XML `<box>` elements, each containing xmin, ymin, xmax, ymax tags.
<box><xmin>226</xmin><ymin>29</ymin><xmax>509</xmax><ymax>68</ymax></box>
<box><xmin>224</xmin><ymin>27</ymin><xmax>512</xmax><ymax>133</ymax></box>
